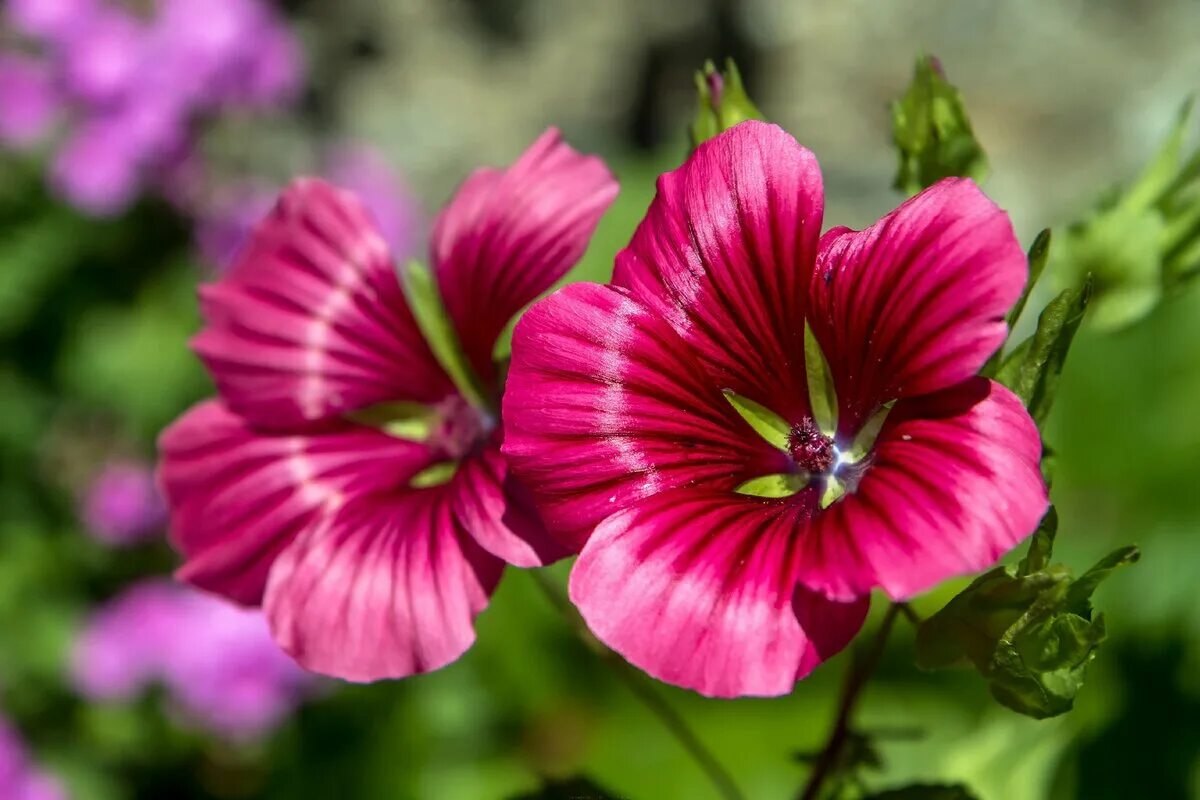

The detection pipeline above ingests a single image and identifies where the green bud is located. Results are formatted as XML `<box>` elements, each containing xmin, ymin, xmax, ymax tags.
<box><xmin>689</xmin><ymin>58</ymin><xmax>765</xmax><ymax>148</ymax></box>
<box><xmin>890</xmin><ymin>54</ymin><xmax>988</xmax><ymax>195</ymax></box>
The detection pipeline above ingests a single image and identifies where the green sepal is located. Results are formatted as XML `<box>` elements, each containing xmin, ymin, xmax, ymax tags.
<box><xmin>890</xmin><ymin>54</ymin><xmax>988</xmax><ymax>196</ymax></box>
<box><xmin>1007</xmin><ymin>229</ymin><xmax>1051</xmax><ymax>329</ymax></box>
<box><xmin>345</xmin><ymin>401</ymin><xmax>436</xmax><ymax>441</ymax></box>
<box><xmin>804</xmin><ymin>321</ymin><xmax>839</xmax><ymax>436</ymax></box>
<box><xmin>864</xmin><ymin>784</ymin><xmax>979</xmax><ymax>800</ymax></box>
<box><xmin>409</xmin><ymin>461</ymin><xmax>458</xmax><ymax>489</ymax></box>
<box><xmin>915</xmin><ymin>510</ymin><xmax>1139</xmax><ymax>719</ymax></box>
<box><xmin>995</xmin><ymin>276</ymin><xmax>1092</xmax><ymax>426</ymax></box>
<box><xmin>722</xmin><ymin>389</ymin><xmax>790</xmax><ymax>451</ymax></box>
<box><xmin>398</xmin><ymin>260</ymin><xmax>490</xmax><ymax>411</ymax></box>
<box><xmin>689</xmin><ymin>58</ymin><xmax>765</xmax><ymax>149</ymax></box>
<box><xmin>735</xmin><ymin>472</ymin><xmax>808</xmax><ymax>498</ymax></box>
<box><xmin>819</xmin><ymin>478</ymin><xmax>848</xmax><ymax>509</ymax></box>
<box><xmin>844</xmin><ymin>400</ymin><xmax>895</xmax><ymax>464</ymax></box>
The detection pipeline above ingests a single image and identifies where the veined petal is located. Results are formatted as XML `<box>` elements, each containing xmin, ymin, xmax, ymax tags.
<box><xmin>157</xmin><ymin>400</ymin><xmax>433</xmax><ymax>605</ymax></box>
<box><xmin>432</xmin><ymin>128</ymin><xmax>617</xmax><ymax>386</ymax></box>
<box><xmin>808</xmin><ymin>178</ymin><xmax>1026</xmax><ymax>432</ymax></box>
<box><xmin>569</xmin><ymin>489</ymin><xmax>869</xmax><ymax>698</ymax></box>
<box><xmin>264</xmin><ymin>487</ymin><xmax>503</xmax><ymax>681</ymax></box>
<box><xmin>503</xmin><ymin>282</ymin><xmax>783</xmax><ymax>551</ymax></box>
<box><xmin>795</xmin><ymin>378</ymin><xmax>1048</xmax><ymax>601</ymax></box>
<box><xmin>194</xmin><ymin>179</ymin><xmax>453</xmax><ymax>429</ymax></box>
<box><xmin>451</xmin><ymin>443</ymin><xmax>568</xmax><ymax>568</ymax></box>
<box><xmin>612</xmin><ymin>120</ymin><xmax>824</xmax><ymax>419</ymax></box>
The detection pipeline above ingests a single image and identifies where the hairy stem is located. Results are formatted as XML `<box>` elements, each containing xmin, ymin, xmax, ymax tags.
<box><xmin>529</xmin><ymin>570</ymin><xmax>745</xmax><ymax>800</ymax></box>
<box><xmin>798</xmin><ymin>603</ymin><xmax>903</xmax><ymax>800</ymax></box>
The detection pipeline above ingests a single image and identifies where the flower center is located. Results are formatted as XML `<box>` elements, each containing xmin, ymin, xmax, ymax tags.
<box><xmin>429</xmin><ymin>395</ymin><xmax>492</xmax><ymax>460</ymax></box>
<box><xmin>788</xmin><ymin>417</ymin><xmax>835</xmax><ymax>474</ymax></box>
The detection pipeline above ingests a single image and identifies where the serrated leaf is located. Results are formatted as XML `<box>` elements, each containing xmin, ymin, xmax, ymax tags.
<box><xmin>722</xmin><ymin>389</ymin><xmax>790</xmax><ymax>451</ymax></box>
<box><xmin>804</xmin><ymin>321</ymin><xmax>838</xmax><ymax>436</ymax></box>
<box><xmin>398</xmin><ymin>260</ymin><xmax>490</xmax><ymax>411</ymax></box>
<box><xmin>995</xmin><ymin>277</ymin><xmax>1092</xmax><ymax>425</ymax></box>
<box><xmin>891</xmin><ymin>54</ymin><xmax>988</xmax><ymax>195</ymax></box>
<box><xmin>735</xmin><ymin>472</ymin><xmax>808</xmax><ymax>498</ymax></box>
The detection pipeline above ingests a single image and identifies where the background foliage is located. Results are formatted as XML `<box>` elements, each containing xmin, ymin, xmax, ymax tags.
<box><xmin>1</xmin><ymin>1</ymin><xmax>1198</xmax><ymax>798</ymax></box>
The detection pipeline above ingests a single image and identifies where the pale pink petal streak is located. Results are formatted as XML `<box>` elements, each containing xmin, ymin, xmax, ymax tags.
<box><xmin>795</xmin><ymin>379</ymin><xmax>1049</xmax><ymax>601</ymax></box>
<box><xmin>194</xmin><ymin>178</ymin><xmax>452</xmax><ymax>429</ymax></box>
<box><xmin>264</xmin><ymin>488</ymin><xmax>503</xmax><ymax>681</ymax></box>
<box><xmin>503</xmin><ymin>282</ymin><xmax>783</xmax><ymax>551</ymax></box>
<box><xmin>612</xmin><ymin>120</ymin><xmax>824</xmax><ymax>419</ymax></box>
<box><xmin>432</xmin><ymin>128</ymin><xmax>618</xmax><ymax>386</ymax></box>
<box><xmin>157</xmin><ymin>400</ymin><xmax>434</xmax><ymax>605</ymax></box>
<box><xmin>569</xmin><ymin>489</ymin><xmax>868</xmax><ymax>698</ymax></box>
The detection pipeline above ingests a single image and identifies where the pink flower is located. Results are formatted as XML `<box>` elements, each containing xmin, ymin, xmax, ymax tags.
<box><xmin>502</xmin><ymin>121</ymin><xmax>1049</xmax><ymax>698</ymax></box>
<box><xmin>82</xmin><ymin>459</ymin><xmax>167</xmax><ymax>546</ymax></box>
<box><xmin>158</xmin><ymin>129</ymin><xmax>617</xmax><ymax>681</ymax></box>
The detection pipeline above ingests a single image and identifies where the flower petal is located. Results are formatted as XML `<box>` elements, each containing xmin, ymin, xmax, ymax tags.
<box><xmin>264</xmin><ymin>488</ymin><xmax>503</xmax><ymax>681</ymax></box>
<box><xmin>432</xmin><ymin>128</ymin><xmax>617</xmax><ymax>386</ymax></box>
<box><xmin>569</xmin><ymin>488</ymin><xmax>869</xmax><ymax>697</ymax></box>
<box><xmin>194</xmin><ymin>178</ymin><xmax>453</xmax><ymax>429</ymax></box>
<box><xmin>157</xmin><ymin>400</ymin><xmax>432</xmax><ymax>605</ymax></box>
<box><xmin>808</xmin><ymin>178</ymin><xmax>1026</xmax><ymax>432</ymax></box>
<box><xmin>612</xmin><ymin>120</ymin><xmax>824</xmax><ymax>419</ymax></box>
<box><xmin>450</xmin><ymin>444</ymin><xmax>568</xmax><ymax>567</ymax></box>
<box><xmin>795</xmin><ymin>378</ymin><xmax>1048</xmax><ymax>601</ymax></box>
<box><xmin>503</xmin><ymin>282</ymin><xmax>783</xmax><ymax>551</ymax></box>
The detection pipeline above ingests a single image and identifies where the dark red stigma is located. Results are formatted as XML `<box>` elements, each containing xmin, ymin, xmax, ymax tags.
<box><xmin>788</xmin><ymin>417</ymin><xmax>835</xmax><ymax>474</ymax></box>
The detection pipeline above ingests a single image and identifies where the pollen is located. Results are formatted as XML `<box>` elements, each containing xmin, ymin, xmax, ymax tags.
<box><xmin>788</xmin><ymin>417</ymin><xmax>835</xmax><ymax>474</ymax></box>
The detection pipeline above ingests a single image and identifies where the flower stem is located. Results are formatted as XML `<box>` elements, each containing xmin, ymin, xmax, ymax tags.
<box><xmin>529</xmin><ymin>570</ymin><xmax>745</xmax><ymax>800</ymax></box>
<box><xmin>797</xmin><ymin>603</ymin><xmax>903</xmax><ymax>800</ymax></box>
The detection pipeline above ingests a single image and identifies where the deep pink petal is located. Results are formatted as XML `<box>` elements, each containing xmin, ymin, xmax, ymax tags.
<box><xmin>569</xmin><ymin>489</ymin><xmax>868</xmax><ymax>698</ymax></box>
<box><xmin>612</xmin><ymin>120</ymin><xmax>824</xmax><ymax>419</ymax></box>
<box><xmin>194</xmin><ymin>179</ymin><xmax>452</xmax><ymax>429</ymax></box>
<box><xmin>432</xmin><ymin>128</ymin><xmax>617</xmax><ymax>386</ymax></box>
<box><xmin>450</xmin><ymin>444</ymin><xmax>567</xmax><ymax>567</ymax></box>
<box><xmin>795</xmin><ymin>379</ymin><xmax>1048</xmax><ymax>601</ymax></box>
<box><xmin>503</xmin><ymin>282</ymin><xmax>783</xmax><ymax>551</ymax></box>
<box><xmin>264</xmin><ymin>487</ymin><xmax>503</xmax><ymax>681</ymax></box>
<box><xmin>157</xmin><ymin>400</ymin><xmax>433</xmax><ymax>605</ymax></box>
<box><xmin>809</xmin><ymin>178</ymin><xmax>1026</xmax><ymax>432</ymax></box>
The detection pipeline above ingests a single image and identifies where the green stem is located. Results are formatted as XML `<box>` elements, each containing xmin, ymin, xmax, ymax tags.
<box><xmin>529</xmin><ymin>571</ymin><xmax>745</xmax><ymax>800</ymax></box>
<box><xmin>797</xmin><ymin>604</ymin><xmax>903</xmax><ymax>800</ymax></box>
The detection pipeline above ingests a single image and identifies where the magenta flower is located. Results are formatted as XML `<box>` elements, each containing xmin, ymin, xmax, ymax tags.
<box><xmin>0</xmin><ymin>715</ymin><xmax>67</xmax><ymax>800</ymax></box>
<box><xmin>72</xmin><ymin>580</ymin><xmax>312</xmax><ymax>741</ymax></box>
<box><xmin>158</xmin><ymin>129</ymin><xmax>617</xmax><ymax>681</ymax></box>
<box><xmin>82</xmin><ymin>460</ymin><xmax>167</xmax><ymax>546</ymax></box>
<box><xmin>0</xmin><ymin>55</ymin><xmax>60</xmax><ymax>147</ymax></box>
<box><xmin>503</xmin><ymin>121</ymin><xmax>1049</xmax><ymax>698</ymax></box>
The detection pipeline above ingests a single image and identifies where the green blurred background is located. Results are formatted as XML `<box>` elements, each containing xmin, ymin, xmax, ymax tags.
<box><xmin>1</xmin><ymin>1</ymin><xmax>1198</xmax><ymax>798</ymax></box>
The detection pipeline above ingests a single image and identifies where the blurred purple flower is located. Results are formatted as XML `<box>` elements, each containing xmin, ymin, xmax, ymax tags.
<box><xmin>59</xmin><ymin>9</ymin><xmax>143</xmax><ymax>104</ymax></box>
<box><xmin>72</xmin><ymin>580</ymin><xmax>313</xmax><ymax>741</ymax></box>
<box><xmin>0</xmin><ymin>717</ymin><xmax>67</xmax><ymax>800</ymax></box>
<box><xmin>325</xmin><ymin>145</ymin><xmax>422</xmax><ymax>255</ymax></box>
<box><xmin>5</xmin><ymin>0</ymin><xmax>98</xmax><ymax>45</ymax></box>
<box><xmin>82</xmin><ymin>460</ymin><xmax>166</xmax><ymax>546</ymax></box>
<box><xmin>51</xmin><ymin>121</ymin><xmax>141</xmax><ymax>216</ymax></box>
<box><xmin>0</xmin><ymin>55</ymin><xmax>60</xmax><ymax>147</ymax></box>
<box><xmin>194</xmin><ymin>183</ymin><xmax>276</xmax><ymax>271</ymax></box>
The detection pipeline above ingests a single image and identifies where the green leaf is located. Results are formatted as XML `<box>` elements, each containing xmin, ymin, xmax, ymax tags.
<box><xmin>864</xmin><ymin>784</ymin><xmax>979</xmax><ymax>800</ymax></box>
<box><xmin>735</xmin><ymin>472</ymin><xmax>808</xmax><ymax>498</ymax></box>
<box><xmin>689</xmin><ymin>58</ymin><xmax>765</xmax><ymax>148</ymax></box>
<box><xmin>804</xmin><ymin>321</ymin><xmax>838</xmax><ymax>436</ymax></box>
<box><xmin>508</xmin><ymin>776</ymin><xmax>620</xmax><ymax>800</ymax></box>
<box><xmin>1122</xmin><ymin>97</ymin><xmax>1193</xmax><ymax>212</ymax></box>
<box><xmin>1007</xmin><ymin>229</ymin><xmax>1051</xmax><ymax>329</ymax></box>
<box><xmin>409</xmin><ymin>461</ymin><xmax>458</xmax><ymax>488</ymax></box>
<box><xmin>722</xmin><ymin>389</ymin><xmax>790</xmax><ymax>451</ymax></box>
<box><xmin>1064</xmin><ymin>545</ymin><xmax>1140</xmax><ymax>614</ymax></box>
<box><xmin>345</xmin><ymin>401</ymin><xmax>436</xmax><ymax>440</ymax></box>
<box><xmin>1016</xmin><ymin>507</ymin><xmax>1058</xmax><ymax>577</ymax></box>
<box><xmin>398</xmin><ymin>260</ymin><xmax>490</xmax><ymax>411</ymax></box>
<box><xmin>995</xmin><ymin>277</ymin><xmax>1092</xmax><ymax>426</ymax></box>
<box><xmin>890</xmin><ymin>54</ymin><xmax>988</xmax><ymax>196</ymax></box>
